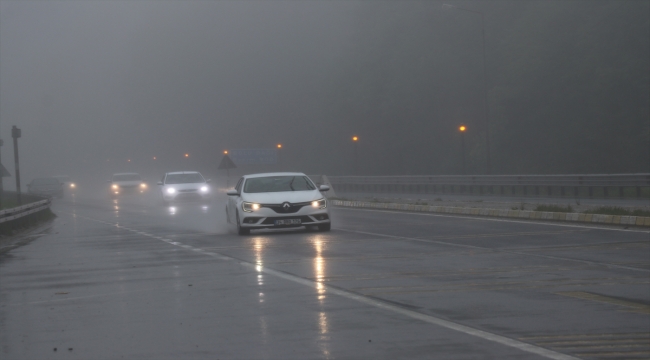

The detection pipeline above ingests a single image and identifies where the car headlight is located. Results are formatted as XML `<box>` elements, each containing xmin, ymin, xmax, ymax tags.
<box><xmin>311</xmin><ymin>198</ymin><xmax>327</xmax><ymax>209</ymax></box>
<box><xmin>242</xmin><ymin>202</ymin><xmax>260</xmax><ymax>212</ymax></box>
<box><xmin>70</xmin><ymin>183</ymin><xmax>76</xmax><ymax>188</ymax></box>
<box><xmin>200</xmin><ymin>186</ymin><xmax>209</xmax><ymax>192</ymax></box>
<box><xmin>166</xmin><ymin>188</ymin><xmax>176</xmax><ymax>194</ymax></box>
<box><xmin>112</xmin><ymin>184</ymin><xmax>118</xmax><ymax>190</ymax></box>
<box><xmin>140</xmin><ymin>183</ymin><xmax>147</xmax><ymax>189</ymax></box>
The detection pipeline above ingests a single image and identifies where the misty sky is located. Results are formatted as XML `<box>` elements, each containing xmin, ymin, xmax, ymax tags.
<box><xmin>1</xmin><ymin>0</ymin><xmax>648</xmax><ymax>187</ymax></box>
<box><xmin>0</xmin><ymin>1</ymin><xmax>358</xmax><ymax>184</ymax></box>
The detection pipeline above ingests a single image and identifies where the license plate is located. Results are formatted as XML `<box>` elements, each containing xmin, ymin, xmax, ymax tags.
<box><xmin>274</xmin><ymin>219</ymin><xmax>301</xmax><ymax>226</ymax></box>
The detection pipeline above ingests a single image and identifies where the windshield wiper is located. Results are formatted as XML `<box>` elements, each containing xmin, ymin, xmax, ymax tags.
<box><xmin>289</xmin><ymin>177</ymin><xmax>295</xmax><ymax>191</ymax></box>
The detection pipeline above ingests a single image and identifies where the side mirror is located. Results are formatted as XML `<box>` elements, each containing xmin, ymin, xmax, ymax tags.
<box><xmin>226</xmin><ymin>189</ymin><xmax>239</xmax><ymax>196</ymax></box>
<box><xmin>319</xmin><ymin>185</ymin><xmax>330</xmax><ymax>192</ymax></box>
<box><xmin>157</xmin><ymin>181</ymin><xmax>163</xmax><ymax>186</ymax></box>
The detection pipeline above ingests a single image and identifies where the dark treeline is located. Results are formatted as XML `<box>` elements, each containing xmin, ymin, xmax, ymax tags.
<box><xmin>316</xmin><ymin>0</ymin><xmax>649</xmax><ymax>176</ymax></box>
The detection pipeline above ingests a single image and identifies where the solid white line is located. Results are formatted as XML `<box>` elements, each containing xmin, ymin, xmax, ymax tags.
<box><xmin>335</xmin><ymin>206</ymin><xmax>650</xmax><ymax>233</ymax></box>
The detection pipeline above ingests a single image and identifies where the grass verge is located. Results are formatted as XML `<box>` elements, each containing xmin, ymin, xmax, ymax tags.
<box><xmin>534</xmin><ymin>204</ymin><xmax>574</xmax><ymax>213</ymax></box>
<box><xmin>584</xmin><ymin>206</ymin><xmax>650</xmax><ymax>217</ymax></box>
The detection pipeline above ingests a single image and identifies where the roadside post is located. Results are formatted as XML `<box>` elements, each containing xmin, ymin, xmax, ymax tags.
<box><xmin>218</xmin><ymin>151</ymin><xmax>237</xmax><ymax>188</ymax></box>
<box><xmin>12</xmin><ymin>126</ymin><xmax>22</xmax><ymax>205</ymax></box>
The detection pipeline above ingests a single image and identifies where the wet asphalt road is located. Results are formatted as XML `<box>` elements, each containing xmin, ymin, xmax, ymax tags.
<box><xmin>1</xmin><ymin>192</ymin><xmax>649</xmax><ymax>359</ymax></box>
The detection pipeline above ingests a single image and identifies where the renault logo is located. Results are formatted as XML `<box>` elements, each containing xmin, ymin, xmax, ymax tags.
<box><xmin>282</xmin><ymin>202</ymin><xmax>291</xmax><ymax>211</ymax></box>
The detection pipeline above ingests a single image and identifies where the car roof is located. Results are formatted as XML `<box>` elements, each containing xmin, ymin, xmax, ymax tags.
<box><xmin>165</xmin><ymin>171</ymin><xmax>201</xmax><ymax>175</ymax></box>
<box><xmin>113</xmin><ymin>172</ymin><xmax>140</xmax><ymax>176</ymax></box>
<box><xmin>243</xmin><ymin>172</ymin><xmax>307</xmax><ymax>179</ymax></box>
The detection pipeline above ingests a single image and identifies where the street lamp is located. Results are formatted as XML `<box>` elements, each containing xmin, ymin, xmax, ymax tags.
<box><xmin>352</xmin><ymin>136</ymin><xmax>359</xmax><ymax>175</ymax></box>
<box><xmin>459</xmin><ymin>125</ymin><xmax>467</xmax><ymax>175</ymax></box>
<box><xmin>443</xmin><ymin>3</ymin><xmax>492</xmax><ymax>174</ymax></box>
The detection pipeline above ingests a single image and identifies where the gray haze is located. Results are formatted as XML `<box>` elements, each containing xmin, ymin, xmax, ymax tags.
<box><xmin>1</xmin><ymin>0</ymin><xmax>648</xmax><ymax>189</ymax></box>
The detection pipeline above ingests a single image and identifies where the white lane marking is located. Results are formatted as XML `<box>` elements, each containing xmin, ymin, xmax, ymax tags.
<box><xmin>336</xmin><ymin>228</ymin><xmax>650</xmax><ymax>273</ymax></box>
<box><xmin>71</xmin><ymin>213</ymin><xmax>577</xmax><ymax>360</ymax></box>
<box><xmin>335</xmin><ymin>207</ymin><xmax>650</xmax><ymax>233</ymax></box>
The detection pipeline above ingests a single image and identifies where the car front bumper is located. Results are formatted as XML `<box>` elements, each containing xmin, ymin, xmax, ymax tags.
<box><xmin>238</xmin><ymin>207</ymin><xmax>330</xmax><ymax>229</ymax></box>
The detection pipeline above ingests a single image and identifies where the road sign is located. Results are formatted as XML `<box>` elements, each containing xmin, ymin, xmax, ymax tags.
<box><xmin>218</xmin><ymin>154</ymin><xmax>237</xmax><ymax>170</ymax></box>
<box><xmin>230</xmin><ymin>149</ymin><xmax>277</xmax><ymax>165</ymax></box>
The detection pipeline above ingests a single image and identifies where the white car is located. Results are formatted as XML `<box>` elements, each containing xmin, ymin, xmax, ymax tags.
<box><xmin>158</xmin><ymin>171</ymin><xmax>211</xmax><ymax>203</ymax></box>
<box><xmin>226</xmin><ymin>172</ymin><xmax>331</xmax><ymax>235</ymax></box>
<box><xmin>109</xmin><ymin>173</ymin><xmax>147</xmax><ymax>196</ymax></box>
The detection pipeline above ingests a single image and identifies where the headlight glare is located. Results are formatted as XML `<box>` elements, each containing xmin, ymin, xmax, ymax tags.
<box><xmin>243</xmin><ymin>202</ymin><xmax>260</xmax><ymax>212</ymax></box>
<box><xmin>140</xmin><ymin>183</ymin><xmax>147</xmax><ymax>188</ymax></box>
<box><xmin>312</xmin><ymin>198</ymin><xmax>327</xmax><ymax>209</ymax></box>
<box><xmin>200</xmin><ymin>186</ymin><xmax>209</xmax><ymax>192</ymax></box>
<box><xmin>112</xmin><ymin>184</ymin><xmax>118</xmax><ymax>190</ymax></box>
<box><xmin>166</xmin><ymin>187</ymin><xmax>176</xmax><ymax>194</ymax></box>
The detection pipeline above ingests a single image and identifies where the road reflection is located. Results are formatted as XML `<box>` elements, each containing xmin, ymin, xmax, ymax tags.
<box><xmin>312</xmin><ymin>235</ymin><xmax>330</xmax><ymax>358</ymax></box>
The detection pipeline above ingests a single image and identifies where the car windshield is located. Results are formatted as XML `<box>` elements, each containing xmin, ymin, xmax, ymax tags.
<box><xmin>32</xmin><ymin>178</ymin><xmax>59</xmax><ymax>185</ymax></box>
<box><xmin>244</xmin><ymin>176</ymin><xmax>315</xmax><ymax>193</ymax></box>
<box><xmin>113</xmin><ymin>174</ymin><xmax>141</xmax><ymax>181</ymax></box>
<box><xmin>165</xmin><ymin>173</ymin><xmax>205</xmax><ymax>184</ymax></box>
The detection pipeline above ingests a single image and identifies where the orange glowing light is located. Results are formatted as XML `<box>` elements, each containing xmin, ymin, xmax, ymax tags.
<box><xmin>277</xmin><ymin>144</ymin><xmax>282</xmax><ymax>149</ymax></box>
<box><xmin>352</xmin><ymin>136</ymin><xmax>359</xmax><ymax>142</ymax></box>
<box><xmin>128</xmin><ymin>159</ymin><xmax>131</xmax><ymax>162</ymax></box>
<box><xmin>153</xmin><ymin>156</ymin><xmax>157</xmax><ymax>160</ymax></box>
<box><xmin>459</xmin><ymin>125</ymin><xmax>467</xmax><ymax>132</ymax></box>
<box><xmin>185</xmin><ymin>154</ymin><xmax>189</xmax><ymax>157</ymax></box>
<box><xmin>224</xmin><ymin>150</ymin><xmax>228</xmax><ymax>154</ymax></box>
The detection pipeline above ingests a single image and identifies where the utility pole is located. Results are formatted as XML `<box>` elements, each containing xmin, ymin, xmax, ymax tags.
<box><xmin>0</xmin><ymin>139</ymin><xmax>3</xmax><ymax>208</ymax></box>
<box><xmin>12</xmin><ymin>126</ymin><xmax>22</xmax><ymax>205</ymax></box>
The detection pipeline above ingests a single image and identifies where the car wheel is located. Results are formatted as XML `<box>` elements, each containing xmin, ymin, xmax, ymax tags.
<box><xmin>236</xmin><ymin>211</ymin><xmax>250</xmax><ymax>235</ymax></box>
<box><xmin>317</xmin><ymin>223</ymin><xmax>331</xmax><ymax>232</ymax></box>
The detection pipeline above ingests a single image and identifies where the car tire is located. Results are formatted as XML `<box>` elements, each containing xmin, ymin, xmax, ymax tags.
<box><xmin>236</xmin><ymin>211</ymin><xmax>250</xmax><ymax>235</ymax></box>
<box><xmin>317</xmin><ymin>223</ymin><xmax>331</xmax><ymax>232</ymax></box>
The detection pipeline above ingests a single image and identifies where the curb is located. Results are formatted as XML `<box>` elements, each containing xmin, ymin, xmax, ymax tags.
<box><xmin>330</xmin><ymin>200</ymin><xmax>650</xmax><ymax>228</ymax></box>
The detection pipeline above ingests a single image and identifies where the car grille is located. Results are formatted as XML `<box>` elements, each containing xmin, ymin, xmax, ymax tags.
<box><xmin>261</xmin><ymin>201</ymin><xmax>311</xmax><ymax>214</ymax></box>
<box><xmin>178</xmin><ymin>189</ymin><xmax>197</xmax><ymax>193</ymax></box>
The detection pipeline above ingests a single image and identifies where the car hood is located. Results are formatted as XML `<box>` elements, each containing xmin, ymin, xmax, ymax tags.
<box><xmin>241</xmin><ymin>190</ymin><xmax>322</xmax><ymax>204</ymax></box>
<box><xmin>29</xmin><ymin>184</ymin><xmax>61</xmax><ymax>190</ymax></box>
<box><xmin>114</xmin><ymin>180</ymin><xmax>142</xmax><ymax>187</ymax></box>
<box><xmin>163</xmin><ymin>183</ymin><xmax>206</xmax><ymax>190</ymax></box>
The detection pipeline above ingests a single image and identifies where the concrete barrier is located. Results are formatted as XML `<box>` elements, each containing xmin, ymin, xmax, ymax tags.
<box><xmin>330</xmin><ymin>200</ymin><xmax>650</xmax><ymax>228</ymax></box>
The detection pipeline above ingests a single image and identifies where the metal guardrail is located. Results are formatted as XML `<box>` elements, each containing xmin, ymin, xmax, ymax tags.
<box><xmin>328</xmin><ymin>174</ymin><xmax>650</xmax><ymax>198</ymax></box>
<box><xmin>0</xmin><ymin>199</ymin><xmax>51</xmax><ymax>224</ymax></box>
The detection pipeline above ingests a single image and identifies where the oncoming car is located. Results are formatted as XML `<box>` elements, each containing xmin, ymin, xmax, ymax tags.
<box><xmin>226</xmin><ymin>172</ymin><xmax>330</xmax><ymax>235</ymax></box>
<box><xmin>27</xmin><ymin>177</ymin><xmax>64</xmax><ymax>198</ymax></box>
<box><xmin>109</xmin><ymin>173</ymin><xmax>147</xmax><ymax>196</ymax></box>
<box><xmin>158</xmin><ymin>171</ymin><xmax>211</xmax><ymax>204</ymax></box>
